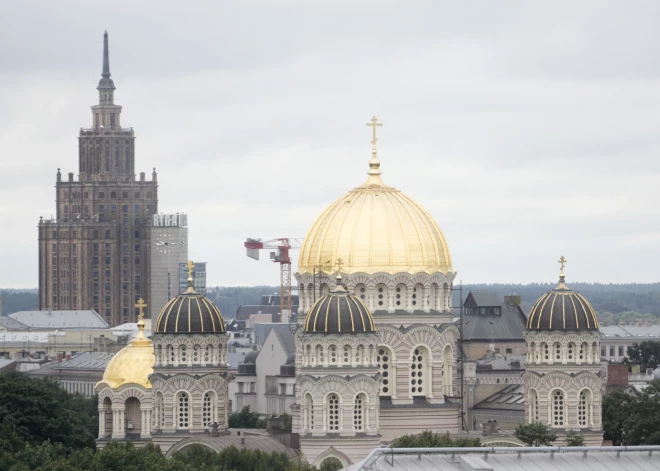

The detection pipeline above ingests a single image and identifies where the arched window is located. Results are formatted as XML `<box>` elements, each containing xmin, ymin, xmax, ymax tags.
<box><xmin>542</xmin><ymin>343</ymin><xmax>549</xmax><ymax>361</ymax></box>
<box><xmin>413</xmin><ymin>284</ymin><xmax>424</xmax><ymax>308</ymax></box>
<box><xmin>155</xmin><ymin>392</ymin><xmax>164</xmax><ymax>429</ymax></box>
<box><xmin>579</xmin><ymin>342</ymin><xmax>587</xmax><ymax>362</ymax></box>
<box><xmin>355</xmin><ymin>345</ymin><xmax>363</xmax><ymax>365</ymax></box>
<box><xmin>316</xmin><ymin>345</ymin><xmax>325</xmax><ymax>365</ymax></box>
<box><xmin>553</xmin><ymin>343</ymin><xmax>561</xmax><ymax>361</ymax></box>
<box><xmin>156</xmin><ymin>345</ymin><xmax>162</xmax><ymax>365</ymax></box>
<box><xmin>376</xmin><ymin>284</ymin><xmax>388</xmax><ymax>308</ymax></box>
<box><xmin>168</xmin><ymin>345</ymin><xmax>175</xmax><ymax>362</ymax></box>
<box><xmin>442</xmin><ymin>283</ymin><xmax>450</xmax><ymax>310</ymax></box>
<box><xmin>305</xmin><ymin>345</ymin><xmax>311</xmax><ymax>365</ymax></box>
<box><xmin>430</xmin><ymin>283</ymin><xmax>439</xmax><ymax>310</ymax></box>
<box><xmin>377</xmin><ymin>346</ymin><xmax>392</xmax><ymax>395</ymax></box>
<box><xmin>204</xmin><ymin>345</ymin><xmax>210</xmax><ymax>363</ymax></box>
<box><xmin>354</xmin><ymin>393</ymin><xmax>366</xmax><ymax>431</ymax></box>
<box><xmin>327</xmin><ymin>393</ymin><xmax>340</xmax><ymax>431</ymax></box>
<box><xmin>329</xmin><ymin>345</ymin><xmax>338</xmax><ymax>364</ymax></box>
<box><xmin>343</xmin><ymin>345</ymin><xmax>351</xmax><ymax>364</ymax></box>
<box><xmin>321</xmin><ymin>283</ymin><xmax>329</xmax><ymax>296</ymax></box>
<box><xmin>528</xmin><ymin>389</ymin><xmax>539</xmax><ymax>422</ymax></box>
<box><xmin>355</xmin><ymin>283</ymin><xmax>367</xmax><ymax>301</ymax></box>
<box><xmin>442</xmin><ymin>345</ymin><xmax>452</xmax><ymax>396</ymax></box>
<box><xmin>411</xmin><ymin>347</ymin><xmax>429</xmax><ymax>396</ymax></box>
<box><xmin>395</xmin><ymin>284</ymin><xmax>407</xmax><ymax>308</ymax></box>
<box><xmin>193</xmin><ymin>345</ymin><xmax>200</xmax><ymax>363</ymax></box>
<box><xmin>551</xmin><ymin>390</ymin><xmax>565</xmax><ymax>427</ymax></box>
<box><xmin>578</xmin><ymin>389</ymin><xmax>592</xmax><ymax>427</ymax></box>
<box><xmin>202</xmin><ymin>391</ymin><xmax>214</xmax><ymax>427</ymax></box>
<box><xmin>529</xmin><ymin>342</ymin><xmax>536</xmax><ymax>363</ymax></box>
<box><xmin>592</xmin><ymin>342</ymin><xmax>598</xmax><ymax>361</ymax></box>
<box><xmin>304</xmin><ymin>393</ymin><xmax>314</xmax><ymax>432</ymax></box>
<box><xmin>567</xmin><ymin>342</ymin><xmax>575</xmax><ymax>361</ymax></box>
<box><xmin>307</xmin><ymin>283</ymin><xmax>314</xmax><ymax>311</ymax></box>
<box><xmin>178</xmin><ymin>392</ymin><xmax>190</xmax><ymax>429</ymax></box>
<box><xmin>180</xmin><ymin>345</ymin><xmax>188</xmax><ymax>363</ymax></box>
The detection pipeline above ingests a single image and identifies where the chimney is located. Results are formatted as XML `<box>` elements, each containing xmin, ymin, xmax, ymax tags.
<box><xmin>607</xmin><ymin>364</ymin><xmax>629</xmax><ymax>387</ymax></box>
<box><xmin>140</xmin><ymin>172</ymin><xmax>145</xmax><ymax>182</ymax></box>
<box><xmin>65</xmin><ymin>354</ymin><xmax>71</xmax><ymax>361</ymax></box>
<box><xmin>482</xmin><ymin>420</ymin><xmax>499</xmax><ymax>436</ymax></box>
<box><xmin>56</xmin><ymin>168</ymin><xmax>61</xmax><ymax>182</ymax></box>
<box><xmin>57</xmin><ymin>353</ymin><xmax>63</xmax><ymax>363</ymax></box>
<box><xmin>68</xmin><ymin>172</ymin><xmax>74</xmax><ymax>182</ymax></box>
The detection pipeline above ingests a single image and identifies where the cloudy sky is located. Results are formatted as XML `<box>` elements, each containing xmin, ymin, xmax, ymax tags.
<box><xmin>1</xmin><ymin>1</ymin><xmax>659</xmax><ymax>288</ymax></box>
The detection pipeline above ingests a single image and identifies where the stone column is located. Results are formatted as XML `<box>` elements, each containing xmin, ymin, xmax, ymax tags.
<box><xmin>111</xmin><ymin>406</ymin><xmax>126</xmax><ymax>439</ymax></box>
<box><xmin>98</xmin><ymin>409</ymin><xmax>106</xmax><ymax>437</ymax></box>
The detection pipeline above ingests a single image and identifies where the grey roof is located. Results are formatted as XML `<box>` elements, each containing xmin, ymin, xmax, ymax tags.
<box><xmin>467</xmin><ymin>291</ymin><xmax>503</xmax><ymax>307</ymax></box>
<box><xmin>477</xmin><ymin>355</ymin><xmax>526</xmax><ymax>371</ymax></box>
<box><xmin>226</xmin><ymin>351</ymin><xmax>248</xmax><ymax>369</ymax></box>
<box><xmin>253</xmin><ymin>322</ymin><xmax>294</xmax><ymax>346</ymax></box>
<box><xmin>461</xmin><ymin>300</ymin><xmax>527</xmax><ymax>341</ymax></box>
<box><xmin>601</xmin><ymin>324</ymin><xmax>660</xmax><ymax>339</ymax></box>
<box><xmin>348</xmin><ymin>447</ymin><xmax>660</xmax><ymax>471</ymax></box>
<box><xmin>0</xmin><ymin>359</ymin><xmax>16</xmax><ymax>373</ymax></box>
<box><xmin>10</xmin><ymin>310</ymin><xmax>109</xmax><ymax>330</ymax></box>
<box><xmin>0</xmin><ymin>316</ymin><xmax>29</xmax><ymax>330</ymax></box>
<box><xmin>274</xmin><ymin>329</ymin><xmax>295</xmax><ymax>357</ymax></box>
<box><xmin>59</xmin><ymin>352</ymin><xmax>114</xmax><ymax>371</ymax></box>
<box><xmin>380</xmin><ymin>397</ymin><xmax>459</xmax><ymax>409</ymax></box>
<box><xmin>235</xmin><ymin>305</ymin><xmax>279</xmax><ymax>321</ymax></box>
<box><xmin>473</xmin><ymin>384</ymin><xmax>525</xmax><ymax>411</ymax></box>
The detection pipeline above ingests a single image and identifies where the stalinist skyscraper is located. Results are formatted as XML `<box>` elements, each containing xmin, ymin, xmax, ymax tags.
<box><xmin>38</xmin><ymin>32</ymin><xmax>158</xmax><ymax>326</ymax></box>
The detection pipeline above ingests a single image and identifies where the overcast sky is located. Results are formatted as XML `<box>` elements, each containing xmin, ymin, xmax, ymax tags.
<box><xmin>1</xmin><ymin>1</ymin><xmax>659</xmax><ymax>288</ymax></box>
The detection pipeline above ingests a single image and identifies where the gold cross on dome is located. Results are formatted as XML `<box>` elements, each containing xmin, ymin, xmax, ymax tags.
<box><xmin>558</xmin><ymin>255</ymin><xmax>567</xmax><ymax>273</ymax></box>
<box><xmin>336</xmin><ymin>257</ymin><xmax>344</xmax><ymax>272</ymax></box>
<box><xmin>366</xmin><ymin>116</ymin><xmax>383</xmax><ymax>145</ymax></box>
<box><xmin>186</xmin><ymin>260</ymin><xmax>195</xmax><ymax>278</ymax></box>
<box><xmin>135</xmin><ymin>298</ymin><xmax>147</xmax><ymax>321</ymax></box>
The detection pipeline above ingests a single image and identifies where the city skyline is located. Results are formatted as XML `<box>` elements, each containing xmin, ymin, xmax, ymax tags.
<box><xmin>2</xmin><ymin>1</ymin><xmax>660</xmax><ymax>288</ymax></box>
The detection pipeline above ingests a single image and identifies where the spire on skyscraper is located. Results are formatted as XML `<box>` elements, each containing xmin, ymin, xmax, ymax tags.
<box><xmin>97</xmin><ymin>31</ymin><xmax>115</xmax><ymax>91</ymax></box>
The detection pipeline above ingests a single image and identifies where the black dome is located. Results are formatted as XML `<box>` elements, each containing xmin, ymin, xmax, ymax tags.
<box><xmin>526</xmin><ymin>275</ymin><xmax>599</xmax><ymax>331</ymax></box>
<box><xmin>304</xmin><ymin>283</ymin><xmax>375</xmax><ymax>334</ymax></box>
<box><xmin>154</xmin><ymin>289</ymin><xmax>226</xmax><ymax>334</ymax></box>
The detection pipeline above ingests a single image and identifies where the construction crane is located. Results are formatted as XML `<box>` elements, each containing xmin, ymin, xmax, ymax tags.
<box><xmin>244</xmin><ymin>238</ymin><xmax>303</xmax><ymax>321</ymax></box>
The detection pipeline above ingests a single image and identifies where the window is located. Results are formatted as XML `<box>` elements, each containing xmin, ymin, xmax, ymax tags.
<box><xmin>98</xmin><ymin>192</ymin><xmax>105</xmax><ymax>199</ymax></box>
<box><xmin>618</xmin><ymin>346</ymin><xmax>624</xmax><ymax>357</ymax></box>
<box><xmin>609</xmin><ymin>346</ymin><xmax>614</xmax><ymax>357</ymax></box>
<box><xmin>567</xmin><ymin>343</ymin><xmax>575</xmax><ymax>361</ymax></box>
<box><xmin>554</xmin><ymin>343</ymin><xmax>561</xmax><ymax>361</ymax></box>
<box><xmin>168</xmin><ymin>345</ymin><xmax>175</xmax><ymax>362</ymax></box>
<box><xmin>354</xmin><ymin>393</ymin><xmax>366</xmax><ymax>431</ymax></box>
<box><xmin>343</xmin><ymin>345</ymin><xmax>350</xmax><ymax>364</ymax></box>
<box><xmin>410</xmin><ymin>347</ymin><xmax>427</xmax><ymax>396</ymax></box>
<box><xmin>202</xmin><ymin>392</ymin><xmax>213</xmax><ymax>427</ymax></box>
<box><xmin>376</xmin><ymin>284</ymin><xmax>387</xmax><ymax>307</ymax></box>
<box><xmin>304</xmin><ymin>393</ymin><xmax>314</xmax><ymax>432</ymax></box>
<box><xmin>377</xmin><ymin>347</ymin><xmax>392</xmax><ymax>395</ymax></box>
<box><xmin>329</xmin><ymin>345</ymin><xmax>337</xmax><ymax>363</ymax></box>
<box><xmin>601</xmin><ymin>346</ymin><xmax>606</xmax><ymax>357</ymax></box>
<box><xmin>551</xmin><ymin>390</ymin><xmax>565</xmax><ymax>426</ymax></box>
<box><xmin>354</xmin><ymin>345</ymin><xmax>363</xmax><ymax>365</ymax></box>
<box><xmin>180</xmin><ymin>346</ymin><xmax>187</xmax><ymax>363</ymax></box>
<box><xmin>315</xmin><ymin>345</ymin><xmax>324</xmax><ymax>365</ymax></box>
<box><xmin>578</xmin><ymin>389</ymin><xmax>591</xmax><ymax>427</ymax></box>
<box><xmin>204</xmin><ymin>345</ymin><xmax>210</xmax><ymax>363</ymax></box>
<box><xmin>134</xmin><ymin>192</ymin><xmax>141</xmax><ymax>198</ymax></box>
<box><xmin>193</xmin><ymin>345</ymin><xmax>200</xmax><ymax>362</ymax></box>
<box><xmin>327</xmin><ymin>393</ymin><xmax>340</xmax><ymax>431</ymax></box>
<box><xmin>506</xmin><ymin>348</ymin><xmax>513</xmax><ymax>354</ymax></box>
<box><xmin>529</xmin><ymin>389</ymin><xmax>539</xmax><ymax>422</ymax></box>
<box><xmin>178</xmin><ymin>393</ymin><xmax>189</xmax><ymax>428</ymax></box>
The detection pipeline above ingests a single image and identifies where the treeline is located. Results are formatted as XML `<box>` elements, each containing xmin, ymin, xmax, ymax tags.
<box><xmin>0</xmin><ymin>289</ymin><xmax>39</xmax><ymax>316</ymax></box>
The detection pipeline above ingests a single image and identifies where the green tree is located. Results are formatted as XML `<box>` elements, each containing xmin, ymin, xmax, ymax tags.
<box><xmin>602</xmin><ymin>390</ymin><xmax>634</xmax><ymax>445</ymax></box>
<box><xmin>319</xmin><ymin>457</ymin><xmax>343</xmax><ymax>471</ymax></box>
<box><xmin>565</xmin><ymin>430</ymin><xmax>584</xmax><ymax>446</ymax></box>
<box><xmin>391</xmin><ymin>430</ymin><xmax>481</xmax><ymax>448</ymax></box>
<box><xmin>0</xmin><ymin>373</ymin><xmax>96</xmax><ymax>452</ymax></box>
<box><xmin>514</xmin><ymin>422</ymin><xmax>557</xmax><ymax>447</ymax></box>
<box><xmin>228</xmin><ymin>406</ymin><xmax>265</xmax><ymax>429</ymax></box>
<box><xmin>627</xmin><ymin>341</ymin><xmax>660</xmax><ymax>370</ymax></box>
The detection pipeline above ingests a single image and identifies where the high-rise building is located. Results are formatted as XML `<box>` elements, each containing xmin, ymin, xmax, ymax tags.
<box><xmin>38</xmin><ymin>32</ymin><xmax>158</xmax><ymax>326</ymax></box>
<box><xmin>179</xmin><ymin>262</ymin><xmax>206</xmax><ymax>295</ymax></box>
<box><xmin>149</xmin><ymin>213</ymin><xmax>188</xmax><ymax>316</ymax></box>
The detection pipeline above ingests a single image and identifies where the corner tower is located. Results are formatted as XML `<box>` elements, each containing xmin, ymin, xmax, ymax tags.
<box><xmin>523</xmin><ymin>257</ymin><xmax>605</xmax><ymax>445</ymax></box>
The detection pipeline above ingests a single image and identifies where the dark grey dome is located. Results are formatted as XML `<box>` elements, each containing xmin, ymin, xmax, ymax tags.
<box><xmin>154</xmin><ymin>287</ymin><xmax>225</xmax><ymax>334</ymax></box>
<box><xmin>526</xmin><ymin>275</ymin><xmax>599</xmax><ymax>332</ymax></box>
<box><xmin>304</xmin><ymin>282</ymin><xmax>375</xmax><ymax>334</ymax></box>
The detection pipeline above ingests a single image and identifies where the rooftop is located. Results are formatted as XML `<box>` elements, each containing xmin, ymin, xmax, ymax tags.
<box><xmin>10</xmin><ymin>310</ymin><xmax>109</xmax><ymax>330</ymax></box>
<box><xmin>0</xmin><ymin>316</ymin><xmax>29</xmax><ymax>331</ymax></box>
<box><xmin>348</xmin><ymin>446</ymin><xmax>660</xmax><ymax>471</ymax></box>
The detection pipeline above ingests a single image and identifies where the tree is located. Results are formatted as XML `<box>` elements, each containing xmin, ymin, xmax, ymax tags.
<box><xmin>565</xmin><ymin>430</ymin><xmax>584</xmax><ymax>447</ymax></box>
<box><xmin>602</xmin><ymin>380</ymin><xmax>660</xmax><ymax>446</ymax></box>
<box><xmin>391</xmin><ymin>430</ymin><xmax>481</xmax><ymax>448</ymax></box>
<box><xmin>514</xmin><ymin>422</ymin><xmax>557</xmax><ymax>447</ymax></box>
<box><xmin>0</xmin><ymin>373</ymin><xmax>96</xmax><ymax>452</ymax></box>
<box><xmin>319</xmin><ymin>457</ymin><xmax>343</xmax><ymax>471</ymax></box>
<box><xmin>627</xmin><ymin>341</ymin><xmax>660</xmax><ymax>370</ymax></box>
<box><xmin>228</xmin><ymin>406</ymin><xmax>265</xmax><ymax>429</ymax></box>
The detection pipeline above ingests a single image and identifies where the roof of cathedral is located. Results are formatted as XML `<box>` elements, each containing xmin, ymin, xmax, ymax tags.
<box><xmin>304</xmin><ymin>279</ymin><xmax>375</xmax><ymax>334</ymax></box>
<box><xmin>526</xmin><ymin>263</ymin><xmax>599</xmax><ymax>332</ymax></box>
<box><xmin>298</xmin><ymin>118</ymin><xmax>452</xmax><ymax>276</ymax></box>
<box><xmin>154</xmin><ymin>264</ymin><xmax>226</xmax><ymax>335</ymax></box>
<box><xmin>97</xmin><ymin>318</ymin><xmax>154</xmax><ymax>389</ymax></box>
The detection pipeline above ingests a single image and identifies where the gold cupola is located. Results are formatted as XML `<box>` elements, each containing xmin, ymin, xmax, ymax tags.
<box><xmin>298</xmin><ymin>117</ymin><xmax>452</xmax><ymax>276</ymax></box>
<box><xmin>97</xmin><ymin>301</ymin><xmax>154</xmax><ymax>389</ymax></box>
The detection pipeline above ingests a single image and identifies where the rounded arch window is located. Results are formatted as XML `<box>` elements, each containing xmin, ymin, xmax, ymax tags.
<box><xmin>329</xmin><ymin>345</ymin><xmax>337</xmax><ymax>363</ymax></box>
<box><xmin>343</xmin><ymin>345</ymin><xmax>350</xmax><ymax>363</ymax></box>
<box><xmin>178</xmin><ymin>392</ymin><xmax>190</xmax><ymax>428</ymax></box>
<box><xmin>204</xmin><ymin>345</ymin><xmax>210</xmax><ymax>362</ymax></box>
<box><xmin>327</xmin><ymin>393</ymin><xmax>340</xmax><ymax>431</ymax></box>
<box><xmin>304</xmin><ymin>393</ymin><xmax>314</xmax><ymax>431</ymax></box>
<box><xmin>411</xmin><ymin>347</ymin><xmax>428</xmax><ymax>395</ymax></box>
<box><xmin>193</xmin><ymin>345</ymin><xmax>200</xmax><ymax>363</ymax></box>
<box><xmin>168</xmin><ymin>345</ymin><xmax>175</xmax><ymax>362</ymax></box>
<box><xmin>202</xmin><ymin>391</ymin><xmax>214</xmax><ymax>427</ymax></box>
<box><xmin>567</xmin><ymin>342</ymin><xmax>575</xmax><ymax>361</ymax></box>
<box><xmin>578</xmin><ymin>389</ymin><xmax>592</xmax><ymax>426</ymax></box>
<box><xmin>553</xmin><ymin>343</ymin><xmax>561</xmax><ymax>361</ymax></box>
<box><xmin>354</xmin><ymin>393</ymin><xmax>366</xmax><ymax>431</ymax></box>
<box><xmin>377</xmin><ymin>346</ymin><xmax>392</xmax><ymax>395</ymax></box>
<box><xmin>180</xmin><ymin>345</ymin><xmax>188</xmax><ymax>363</ymax></box>
<box><xmin>552</xmin><ymin>390</ymin><xmax>565</xmax><ymax>427</ymax></box>
<box><xmin>528</xmin><ymin>389</ymin><xmax>539</xmax><ymax>422</ymax></box>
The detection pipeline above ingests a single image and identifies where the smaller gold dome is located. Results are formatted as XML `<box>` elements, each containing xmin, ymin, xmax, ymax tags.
<box><xmin>98</xmin><ymin>320</ymin><xmax>154</xmax><ymax>389</ymax></box>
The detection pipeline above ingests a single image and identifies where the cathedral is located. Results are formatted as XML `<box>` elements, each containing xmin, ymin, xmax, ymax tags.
<box><xmin>91</xmin><ymin>55</ymin><xmax>605</xmax><ymax>467</ymax></box>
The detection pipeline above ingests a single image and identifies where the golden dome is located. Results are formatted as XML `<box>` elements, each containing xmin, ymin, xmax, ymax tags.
<box><xmin>298</xmin><ymin>134</ymin><xmax>452</xmax><ymax>276</ymax></box>
<box><xmin>98</xmin><ymin>320</ymin><xmax>154</xmax><ymax>389</ymax></box>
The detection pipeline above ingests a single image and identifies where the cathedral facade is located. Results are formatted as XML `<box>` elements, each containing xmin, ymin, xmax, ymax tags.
<box><xmin>293</xmin><ymin>119</ymin><xmax>461</xmax><ymax>466</ymax></box>
<box><xmin>38</xmin><ymin>32</ymin><xmax>159</xmax><ymax>325</ymax></box>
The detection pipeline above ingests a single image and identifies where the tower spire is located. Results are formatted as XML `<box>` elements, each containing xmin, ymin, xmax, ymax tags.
<box><xmin>97</xmin><ymin>31</ymin><xmax>115</xmax><ymax>92</ymax></box>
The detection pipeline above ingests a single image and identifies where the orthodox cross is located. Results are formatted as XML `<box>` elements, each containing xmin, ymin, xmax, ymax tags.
<box><xmin>558</xmin><ymin>256</ymin><xmax>567</xmax><ymax>273</ymax></box>
<box><xmin>336</xmin><ymin>257</ymin><xmax>344</xmax><ymax>272</ymax></box>
<box><xmin>186</xmin><ymin>260</ymin><xmax>195</xmax><ymax>278</ymax></box>
<box><xmin>135</xmin><ymin>298</ymin><xmax>147</xmax><ymax>321</ymax></box>
<box><xmin>366</xmin><ymin>116</ymin><xmax>383</xmax><ymax>145</ymax></box>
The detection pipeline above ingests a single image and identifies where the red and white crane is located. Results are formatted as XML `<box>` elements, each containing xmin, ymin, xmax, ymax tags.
<box><xmin>244</xmin><ymin>238</ymin><xmax>303</xmax><ymax>321</ymax></box>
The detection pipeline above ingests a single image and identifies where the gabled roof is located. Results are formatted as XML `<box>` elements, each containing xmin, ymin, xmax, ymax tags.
<box><xmin>274</xmin><ymin>329</ymin><xmax>295</xmax><ymax>357</ymax></box>
<box><xmin>461</xmin><ymin>300</ymin><xmax>527</xmax><ymax>341</ymax></box>
<box><xmin>0</xmin><ymin>316</ymin><xmax>29</xmax><ymax>330</ymax></box>
<box><xmin>473</xmin><ymin>383</ymin><xmax>525</xmax><ymax>412</ymax></box>
<box><xmin>10</xmin><ymin>310</ymin><xmax>108</xmax><ymax>330</ymax></box>
<box><xmin>465</xmin><ymin>291</ymin><xmax>502</xmax><ymax>307</ymax></box>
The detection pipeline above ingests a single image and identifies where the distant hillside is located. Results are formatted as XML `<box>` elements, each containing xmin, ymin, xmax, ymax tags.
<box><xmin>4</xmin><ymin>283</ymin><xmax>660</xmax><ymax>326</ymax></box>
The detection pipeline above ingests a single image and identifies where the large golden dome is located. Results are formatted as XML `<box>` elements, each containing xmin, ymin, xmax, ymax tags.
<box><xmin>98</xmin><ymin>319</ymin><xmax>154</xmax><ymax>389</ymax></box>
<box><xmin>298</xmin><ymin>131</ymin><xmax>452</xmax><ymax>276</ymax></box>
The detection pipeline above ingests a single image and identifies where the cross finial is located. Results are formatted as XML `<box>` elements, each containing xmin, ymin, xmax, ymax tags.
<box><xmin>186</xmin><ymin>260</ymin><xmax>195</xmax><ymax>279</ymax></box>
<box><xmin>558</xmin><ymin>256</ymin><xmax>567</xmax><ymax>274</ymax></box>
<box><xmin>336</xmin><ymin>257</ymin><xmax>344</xmax><ymax>272</ymax></box>
<box><xmin>366</xmin><ymin>116</ymin><xmax>383</xmax><ymax>146</ymax></box>
<box><xmin>135</xmin><ymin>298</ymin><xmax>147</xmax><ymax>321</ymax></box>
